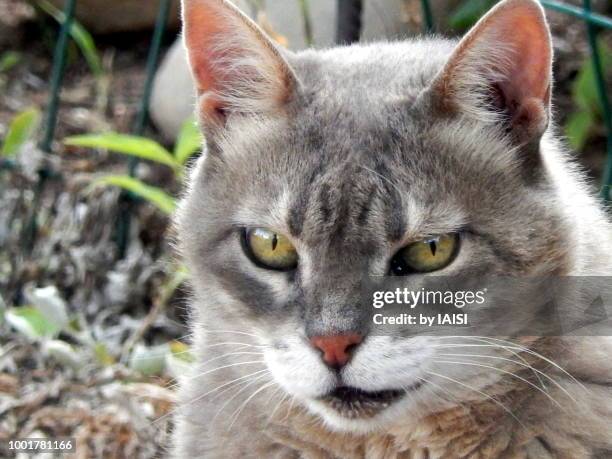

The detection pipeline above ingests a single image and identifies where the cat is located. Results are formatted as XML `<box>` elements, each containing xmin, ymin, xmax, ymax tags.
<box><xmin>172</xmin><ymin>0</ymin><xmax>612</xmax><ymax>457</ymax></box>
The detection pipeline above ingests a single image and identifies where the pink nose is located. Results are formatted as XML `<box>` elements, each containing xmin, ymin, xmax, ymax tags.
<box><xmin>310</xmin><ymin>334</ymin><xmax>363</xmax><ymax>369</ymax></box>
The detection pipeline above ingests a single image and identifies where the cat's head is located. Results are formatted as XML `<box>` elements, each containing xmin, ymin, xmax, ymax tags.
<box><xmin>177</xmin><ymin>0</ymin><xmax>572</xmax><ymax>431</ymax></box>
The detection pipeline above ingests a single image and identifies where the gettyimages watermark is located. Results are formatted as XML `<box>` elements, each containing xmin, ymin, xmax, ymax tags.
<box><xmin>359</xmin><ymin>276</ymin><xmax>612</xmax><ymax>336</ymax></box>
<box><xmin>371</xmin><ymin>287</ymin><xmax>487</xmax><ymax>326</ymax></box>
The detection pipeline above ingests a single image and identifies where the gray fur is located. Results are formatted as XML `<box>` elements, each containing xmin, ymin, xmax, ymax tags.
<box><xmin>173</xmin><ymin>1</ymin><xmax>612</xmax><ymax>457</ymax></box>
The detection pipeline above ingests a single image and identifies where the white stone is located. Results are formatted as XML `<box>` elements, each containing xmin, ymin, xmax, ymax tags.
<box><xmin>150</xmin><ymin>0</ymin><xmax>425</xmax><ymax>141</ymax></box>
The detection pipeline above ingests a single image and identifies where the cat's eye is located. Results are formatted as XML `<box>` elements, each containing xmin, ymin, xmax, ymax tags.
<box><xmin>243</xmin><ymin>228</ymin><xmax>298</xmax><ymax>271</ymax></box>
<box><xmin>390</xmin><ymin>234</ymin><xmax>459</xmax><ymax>275</ymax></box>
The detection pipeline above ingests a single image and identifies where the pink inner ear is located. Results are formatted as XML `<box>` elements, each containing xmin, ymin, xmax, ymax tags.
<box><xmin>184</xmin><ymin>5</ymin><xmax>232</xmax><ymax>95</ymax></box>
<box><xmin>182</xmin><ymin>0</ymin><xmax>295</xmax><ymax>122</ymax></box>
<box><xmin>431</xmin><ymin>0</ymin><xmax>554</xmax><ymax>140</ymax></box>
<box><xmin>438</xmin><ymin>0</ymin><xmax>553</xmax><ymax>116</ymax></box>
<box><xmin>492</xmin><ymin>7</ymin><xmax>552</xmax><ymax>107</ymax></box>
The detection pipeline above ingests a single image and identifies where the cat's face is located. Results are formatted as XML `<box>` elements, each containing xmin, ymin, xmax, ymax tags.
<box><xmin>178</xmin><ymin>0</ymin><xmax>568</xmax><ymax>432</ymax></box>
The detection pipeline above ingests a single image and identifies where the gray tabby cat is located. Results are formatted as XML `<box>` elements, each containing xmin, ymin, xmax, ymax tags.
<box><xmin>173</xmin><ymin>0</ymin><xmax>612</xmax><ymax>457</ymax></box>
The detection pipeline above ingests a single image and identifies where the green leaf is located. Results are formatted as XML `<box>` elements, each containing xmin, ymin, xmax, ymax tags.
<box><xmin>565</xmin><ymin>40</ymin><xmax>611</xmax><ymax>151</ymax></box>
<box><xmin>94</xmin><ymin>342</ymin><xmax>115</xmax><ymax>366</ymax></box>
<box><xmin>169</xmin><ymin>340</ymin><xmax>195</xmax><ymax>363</ymax></box>
<box><xmin>174</xmin><ymin>118</ymin><xmax>203</xmax><ymax>165</ymax></box>
<box><xmin>565</xmin><ymin>110</ymin><xmax>595</xmax><ymax>151</ymax></box>
<box><xmin>24</xmin><ymin>285</ymin><xmax>69</xmax><ymax>333</ymax></box>
<box><xmin>5</xmin><ymin>306</ymin><xmax>62</xmax><ymax>339</ymax></box>
<box><xmin>574</xmin><ymin>62</ymin><xmax>598</xmax><ymax>111</ymax></box>
<box><xmin>1</xmin><ymin>108</ymin><xmax>41</xmax><ymax>157</ymax></box>
<box><xmin>0</xmin><ymin>51</ymin><xmax>21</xmax><ymax>73</ymax></box>
<box><xmin>65</xmin><ymin>133</ymin><xmax>178</xmax><ymax>169</ymax></box>
<box><xmin>449</xmin><ymin>0</ymin><xmax>494</xmax><ymax>30</ymax></box>
<box><xmin>67</xmin><ymin>317</ymin><xmax>82</xmax><ymax>333</ymax></box>
<box><xmin>90</xmin><ymin>175</ymin><xmax>177</xmax><ymax>214</ymax></box>
<box><xmin>36</xmin><ymin>0</ymin><xmax>103</xmax><ymax>77</ymax></box>
<box><xmin>166</xmin><ymin>341</ymin><xmax>194</xmax><ymax>378</ymax></box>
<box><xmin>572</xmin><ymin>42</ymin><xmax>612</xmax><ymax>114</ymax></box>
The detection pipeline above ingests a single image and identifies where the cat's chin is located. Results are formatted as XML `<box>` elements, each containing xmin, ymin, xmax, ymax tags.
<box><xmin>320</xmin><ymin>385</ymin><xmax>410</xmax><ymax>418</ymax></box>
<box><xmin>303</xmin><ymin>384</ymin><xmax>422</xmax><ymax>434</ymax></box>
<box><xmin>305</xmin><ymin>397</ymin><xmax>411</xmax><ymax>434</ymax></box>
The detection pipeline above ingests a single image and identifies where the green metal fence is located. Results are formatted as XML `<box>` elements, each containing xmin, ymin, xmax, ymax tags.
<box><xmin>418</xmin><ymin>0</ymin><xmax>612</xmax><ymax>199</ymax></box>
<box><xmin>7</xmin><ymin>0</ymin><xmax>612</xmax><ymax>257</ymax></box>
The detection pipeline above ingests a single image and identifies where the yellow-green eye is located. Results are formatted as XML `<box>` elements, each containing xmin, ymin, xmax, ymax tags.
<box><xmin>243</xmin><ymin>228</ymin><xmax>298</xmax><ymax>271</ymax></box>
<box><xmin>391</xmin><ymin>234</ymin><xmax>459</xmax><ymax>275</ymax></box>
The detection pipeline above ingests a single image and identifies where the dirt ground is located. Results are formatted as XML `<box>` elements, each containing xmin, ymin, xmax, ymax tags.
<box><xmin>0</xmin><ymin>0</ymin><xmax>610</xmax><ymax>457</ymax></box>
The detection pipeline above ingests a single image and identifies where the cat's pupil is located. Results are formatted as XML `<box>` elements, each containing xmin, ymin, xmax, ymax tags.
<box><xmin>272</xmin><ymin>234</ymin><xmax>278</xmax><ymax>251</ymax></box>
<box><xmin>429</xmin><ymin>241</ymin><xmax>437</xmax><ymax>257</ymax></box>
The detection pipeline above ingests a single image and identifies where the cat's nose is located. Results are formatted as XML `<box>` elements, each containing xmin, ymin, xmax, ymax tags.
<box><xmin>310</xmin><ymin>334</ymin><xmax>363</xmax><ymax>369</ymax></box>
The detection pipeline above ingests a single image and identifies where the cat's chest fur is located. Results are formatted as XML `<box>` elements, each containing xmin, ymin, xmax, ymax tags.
<box><xmin>266</xmin><ymin>401</ymin><xmax>535</xmax><ymax>459</ymax></box>
<box><xmin>204</xmin><ymin>378</ymin><xmax>603</xmax><ymax>459</ymax></box>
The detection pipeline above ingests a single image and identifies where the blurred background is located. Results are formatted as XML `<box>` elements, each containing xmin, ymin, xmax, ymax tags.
<box><xmin>0</xmin><ymin>0</ymin><xmax>611</xmax><ymax>457</ymax></box>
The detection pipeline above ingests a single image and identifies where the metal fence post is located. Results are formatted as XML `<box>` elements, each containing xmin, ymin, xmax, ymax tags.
<box><xmin>41</xmin><ymin>0</ymin><xmax>77</xmax><ymax>152</ymax></box>
<box><xmin>336</xmin><ymin>0</ymin><xmax>363</xmax><ymax>45</ymax></box>
<box><xmin>116</xmin><ymin>0</ymin><xmax>172</xmax><ymax>257</ymax></box>
<box><xmin>23</xmin><ymin>0</ymin><xmax>76</xmax><ymax>252</ymax></box>
<box><xmin>581</xmin><ymin>0</ymin><xmax>612</xmax><ymax>201</ymax></box>
<box><xmin>420</xmin><ymin>0</ymin><xmax>434</xmax><ymax>32</ymax></box>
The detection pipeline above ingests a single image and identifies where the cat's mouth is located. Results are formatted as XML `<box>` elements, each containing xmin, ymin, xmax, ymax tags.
<box><xmin>320</xmin><ymin>383</ymin><xmax>421</xmax><ymax>418</ymax></box>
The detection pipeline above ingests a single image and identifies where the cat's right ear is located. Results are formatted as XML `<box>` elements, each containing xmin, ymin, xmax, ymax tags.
<box><xmin>181</xmin><ymin>0</ymin><xmax>298</xmax><ymax>127</ymax></box>
<box><xmin>428</xmin><ymin>0</ymin><xmax>553</xmax><ymax>145</ymax></box>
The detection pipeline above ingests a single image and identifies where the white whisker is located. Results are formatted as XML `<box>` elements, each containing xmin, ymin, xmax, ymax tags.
<box><xmin>154</xmin><ymin>368</ymin><xmax>269</xmax><ymax>425</ymax></box>
<box><xmin>184</xmin><ymin>360</ymin><xmax>266</xmax><ymax>381</ymax></box>
<box><xmin>432</xmin><ymin>358</ymin><xmax>565</xmax><ymax>411</ymax></box>
<box><xmin>227</xmin><ymin>380</ymin><xmax>277</xmax><ymax>431</ymax></box>
<box><xmin>266</xmin><ymin>390</ymin><xmax>290</xmax><ymax>425</ymax></box>
<box><xmin>212</xmin><ymin>372</ymin><xmax>272</xmax><ymax>424</ymax></box>
<box><xmin>435</xmin><ymin>352</ymin><xmax>577</xmax><ymax>404</ymax></box>
<box><xmin>416</xmin><ymin>375</ymin><xmax>460</xmax><ymax>406</ymax></box>
<box><xmin>165</xmin><ymin>351</ymin><xmax>265</xmax><ymax>391</ymax></box>
<box><xmin>281</xmin><ymin>395</ymin><xmax>297</xmax><ymax>423</ymax></box>
<box><xmin>436</xmin><ymin>336</ymin><xmax>546</xmax><ymax>389</ymax></box>
<box><xmin>200</xmin><ymin>329</ymin><xmax>261</xmax><ymax>339</ymax></box>
<box><xmin>202</xmin><ymin>341</ymin><xmax>266</xmax><ymax>349</ymax></box>
<box><xmin>437</xmin><ymin>336</ymin><xmax>587</xmax><ymax>393</ymax></box>
<box><xmin>189</xmin><ymin>351</ymin><xmax>265</xmax><ymax>371</ymax></box>
<box><xmin>425</xmin><ymin>369</ymin><xmax>527</xmax><ymax>430</ymax></box>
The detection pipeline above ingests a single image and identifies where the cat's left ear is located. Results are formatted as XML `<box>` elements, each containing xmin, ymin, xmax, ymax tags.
<box><xmin>181</xmin><ymin>0</ymin><xmax>298</xmax><ymax>128</ymax></box>
<box><xmin>429</xmin><ymin>0</ymin><xmax>552</xmax><ymax>144</ymax></box>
